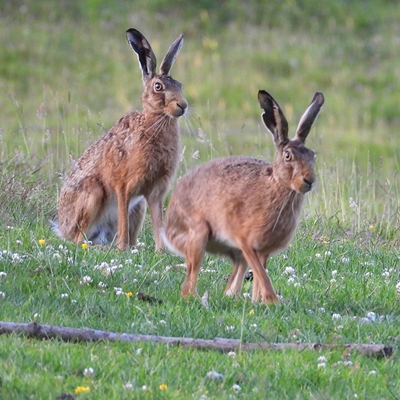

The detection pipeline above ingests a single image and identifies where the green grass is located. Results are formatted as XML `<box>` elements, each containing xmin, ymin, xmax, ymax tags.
<box><xmin>1</xmin><ymin>1</ymin><xmax>400</xmax><ymax>398</ymax></box>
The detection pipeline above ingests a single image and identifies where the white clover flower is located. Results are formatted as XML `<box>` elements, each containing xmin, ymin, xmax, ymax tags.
<box><xmin>315</xmin><ymin>253</ymin><xmax>322</xmax><ymax>258</ymax></box>
<box><xmin>206</xmin><ymin>371</ymin><xmax>224</xmax><ymax>380</ymax></box>
<box><xmin>325</xmin><ymin>251</ymin><xmax>331</xmax><ymax>257</ymax></box>
<box><xmin>0</xmin><ymin>271</ymin><xmax>7</xmax><ymax>278</ymax></box>
<box><xmin>33</xmin><ymin>313</ymin><xmax>40</xmax><ymax>318</ymax></box>
<box><xmin>284</xmin><ymin>266</ymin><xmax>295</xmax><ymax>275</ymax></box>
<box><xmin>98</xmin><ymin>282</ymin><xmax>107</xmax><ymax>288</ymax></box>
<box><xmin>142</xmin><ymin>385</ymin><xmax>147</xmax><ymax>391</ymax></box>
<box><xmin>366</xmin><ymin>312</ymin><xmax>376</xmax><ymax>321</ymax></box>
<box><xmin>330</xmin><ymin>279</ymin><xmax>337</xmax><ymax>284</ymax></box>
<box><xmin>135</xmin><ymin>264</ymin><xmax>143</xmax><ymax>269</ymax></box>
<box><xmin>228</xmin><ymin>351</ymin><xmax>236</xmax><ymax>358</ymax></box>
<box><xmin>369</xmin><ymin>370</ymin><xmax>377</xmax><ymax>375</ymax></box>
<box><xmin>319</xmin><ymin>307</ymin><xmax>326</xmax><ymax>313</ymax></box>
<box><xmin>0</xmin><ymin>291</ymin><xmax>5</xmax><ymax>299</ymax></box>
<box><xmin>332</xmin><ymin>313</ymin><xmax>342</xmax><ymax>321</ymax></box>
<box><xmin>344</xmin><ymin>361</ymin><xmax>353</xmax><ymax>366</ymax></box>
<box><xmin>341</xmin><ymin>257</ymin><xmax>350</xmax><ymax>263</ymax></box>
<box><xmin>294</xmin><ymin>282</ymin><xmax>301</xmax><ymax>288</ymax></box>
<box><xmin>131</xmin><ymin>248</ymin><xmax>139</xmax><ymax>254</ymax></box>
<box><xmin>337</xmin><ymin>325</ymin><xmax>344</xmax><ymax>330</ymax></box>
<box><xmin>61</xmin><ymin>293</ymin><xmax>69</xmax><ymax>298</ymax></box>
<box><xmin>159</xmin><ymin>320</ymin><xmax>167</xmax><ymax>325</ymax></box>
<box><xmin>83</xmin><ymin>367</ymin><xmax>94</xmax><ymax>377</ymax></box>
<box><xmin>80</xmin><ymin>275</ymin><xmax>93</xmax><ymax>285</ymax></box>
<box><xmin>192</xmin><ymin>150</ymin><xmax>200</xmax><ymax>159</ymax></box>
<box><xmin>317</xmin><ymin>363</ymin><xmax>326</xmax><ymax>369</ymax></box>
<box><xmin>317</xmin><ymin>356</ymin><xmax>327</xmax><ymax>363</ymax></box>
<box><xmin>123</xmin><ymin>382</ymin><xmax>133</xmax><ymax>389</ymax></box>
<box><xmin>396</xmin><ymin>282</ymin><xmax>400</xmax><ymax>295</ymax></box>
<box><xmin>232</xmin><ymin>384</ymin><xmax>241</xmax><ymax>392</ymax></box>
<box><xmin>359</xmin><ymin>317</ymin><xmax>371</xmax><ymax>324</ymax></box>
<box><xmin>250</xmin><ymin>324</ymin><xmax>258</xmax><ymax>329</ymax></box>
<box><xmin>225</xmin><ymin>325</ymin><xmax>235</xmax><ymax>331</ymax></box>
<box><xmin>136</xmin><ymin>348</ymin><xmax>142</xmax><ymax>355</ymax></box>
<box><xmin>332</xmin><ymin>270</ymin><xmax>338</xmax><ymax>276</ymax></box>
<box><xmin>16</xmin><ymin>240</ymin><xmax>22</xmax><ymax>245</ymax></box>
<box><xmin>114</xmin><ymin>287</ymin><xmax>124</xmax><ymax>296</ymax></box>
<box><xmin>287</xmin><ymin>277</ymin><xmax>295</xmax><ymax>284</ymax></box>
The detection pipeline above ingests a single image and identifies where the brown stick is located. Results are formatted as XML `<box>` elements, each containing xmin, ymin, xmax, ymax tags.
<box><xmin>0</xmin><ymin>321</ymin><xmax>392</xmax><ymax>358</ymax></box>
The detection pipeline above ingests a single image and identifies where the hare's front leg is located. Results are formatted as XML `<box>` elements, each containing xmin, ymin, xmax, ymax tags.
<box><xmin>224</xmin><ymin>253</ymin><xmax>248</xmax><ymax>297</ymax></box>
<box><xmin>128</xmin><ymin>198</ymin><xmax>146</xmax><ymax>247</ymax></box>
<box><xmin>116</xmin><ymin>187</ymin><xmax>130</xmax><ymax>250</ymax></box>
<box><xmin>146</xmin><ymin>192</ymin><xmax>165</xmax><ymax>251</ymax></box>
<box><xmin>240</xmin><ymin>245</ymin><xmax>278</xmax><ymax>304</ymax></box>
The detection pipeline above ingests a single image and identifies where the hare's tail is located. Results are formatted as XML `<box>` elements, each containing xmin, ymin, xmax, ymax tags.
<box><xmin>160</xmin><ymin>227</ymin><xmax>184</xmax><ymax>257</ymax></box>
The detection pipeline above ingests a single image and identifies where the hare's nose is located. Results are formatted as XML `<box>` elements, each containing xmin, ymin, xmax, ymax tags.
<box><xmin>177</xmin><ymin>99</ymin><xmax>188</xmax><ymax>115</ymax></box>
<box><xmin>303</xmin><ymin>178</ymin><xmax>313</xmax><ymax>192</ymax></box>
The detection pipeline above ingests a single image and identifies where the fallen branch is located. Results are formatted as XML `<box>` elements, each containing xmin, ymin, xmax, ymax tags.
<box><xmin>0</xmin><ymin>321</ymin><xmax>392</xmax><ymax>358</ymax></box>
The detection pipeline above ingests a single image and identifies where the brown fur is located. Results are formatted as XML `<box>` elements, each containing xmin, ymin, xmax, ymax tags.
<box><xmin>54</xmin><ymin>29</ymin><xmax>187</xmax><ymax>250</ymax></box>
<box><xmin>164</xmin><ymin>90</ymin><xmax>324</xmax><ymax>304</ymax></box>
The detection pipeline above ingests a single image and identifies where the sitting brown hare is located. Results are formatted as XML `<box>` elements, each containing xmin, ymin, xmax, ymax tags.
<box><xmin>53</xmin><ymin>29</ymin><xmax>188</xmax><ymax>251</ymax></box>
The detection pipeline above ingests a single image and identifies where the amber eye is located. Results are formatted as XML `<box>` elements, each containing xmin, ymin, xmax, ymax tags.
<box><xmin>284</xmin><ymin>151</ymin><xmax>292</xmax><ymax>161</ymax></box>
<box><xmin>154</xmin><ymin>82</ymin><xmax>163</xmax><ymax>91</ymax></box>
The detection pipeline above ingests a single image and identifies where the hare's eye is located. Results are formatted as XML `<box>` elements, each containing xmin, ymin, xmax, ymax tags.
<box><xmin>154</xmin><ymin>82</ymin><xmax>163</xmax><ymax>91</ymax></box>
<box><xmin>284</xmin><ymin>151</ymin><xmax>292</xmax><ymax>161</ymax></box>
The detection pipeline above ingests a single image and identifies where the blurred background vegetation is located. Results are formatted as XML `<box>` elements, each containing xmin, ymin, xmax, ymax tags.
<box><xmin>0</xmin><ymin>0</ymin><xmax>399</xmax><ymax>238</ymax></box>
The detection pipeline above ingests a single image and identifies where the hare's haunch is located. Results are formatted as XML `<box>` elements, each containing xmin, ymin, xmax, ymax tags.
<box><xmin>164</xmin><ymin>90</ymin><xmax>324</xmax><ymax>304</ymax></box>
<box><xmin>54</xmin><ymin>29</ymin><xmax>187</xmax><ymax>250</ymax></box>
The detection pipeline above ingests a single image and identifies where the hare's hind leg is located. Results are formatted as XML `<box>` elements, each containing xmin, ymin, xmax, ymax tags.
<box><xmin>224</xmin><ymin>253</ymin><xmax>248</xmax><ymax>297</ymax></box>
<box><xmin>59</xmin><ymin>179</ymin><xmax>105</xmax><ymax>243</ymax></box>
<box><xmin>128</xmin><ymin>198</ymin><xmax>146</xmax><ymax>247</ymax></box>
<box><xmin>239</xmin><ymin>245</ymin><xmax>278</xmax><ymax>304</ymax></box>
<box><xmin>181</xmin><ymin>225</ymin><xmax>209</xmax><ymax>298</ymax></box>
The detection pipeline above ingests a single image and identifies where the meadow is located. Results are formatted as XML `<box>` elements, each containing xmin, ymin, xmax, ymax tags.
<box><xmin>0</xmin><ymin>1</ymin><xmax>400</xmax><ymax>398</ymax></box>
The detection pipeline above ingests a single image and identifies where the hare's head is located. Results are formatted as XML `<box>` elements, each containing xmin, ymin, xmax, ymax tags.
<box><xmin>258</xmin><ymin>90</ymin><xmax>324</xmax><ymax>194</ymax></box>
<box><xmin>126</xmin><ymin>29</ymin><xmax>188</xmax><ymax>118</ymax></box>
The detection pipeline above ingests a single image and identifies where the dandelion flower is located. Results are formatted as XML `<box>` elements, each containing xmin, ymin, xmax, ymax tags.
<box><xmin>369</xmin><ymin>225</ymin><xmax>374</xmax><ymax>231</ymax></box>
<box><xmin>81</xmin><ymin>243</ymin><xmax>88</xmax><ymax>249</ymax></box>
<box><xmin>125</xmin><ymin>292</ymin><xmax>133</xmax><ymax>297</ymax></box>
<box><xmin>159</xmin><ymin>384</ymin><xmax>168</xmax><ymax>391</ymax></box>
<box><xmin>249</xmin><ymin>309</ymin><xmax>254</xmax><ymax>315</ymax></box>
<box><xmin>74</xmin><ymin>386</ymin><xmax>90</xmax><ymax>394</ymax></box>
<box><xmin>38</xmin><ymin>239</ymin><xmax>45</xmax><ymax>245</ymax></box>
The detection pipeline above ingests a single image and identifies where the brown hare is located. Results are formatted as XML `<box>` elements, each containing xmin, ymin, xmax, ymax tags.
<box><xmin>53</xmin><ymin>29</ymin><xmax>188</xmax><ymax>251</ymax></box>
<box><xmin>163</xmin><ymin>90</ymin><xmax>324</xmax><ymax>304</ymax></box>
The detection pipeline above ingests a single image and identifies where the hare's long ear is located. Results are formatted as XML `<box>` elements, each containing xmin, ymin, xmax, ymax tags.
<box><xmin>258</xmin><ymin>90</ymin><xmax>289</xmax><ymax>149</ymax></box>
<box><xmin>126</xmin><ymin>28</ymin><xmax>157</xmax><ymax>81</ymax></box>
<box><xmin>159</xmin><ymin>34</ymin><xmax>184</xmax><ymax>75</ymax></box>
<box><xmin>294</xmin><ymin>92</ymin><xmax>324</xmax><ymax>143</ymax></box>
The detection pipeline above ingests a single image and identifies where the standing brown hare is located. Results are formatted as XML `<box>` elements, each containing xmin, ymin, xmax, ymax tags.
<box><xmin>163</xmin><ymin>90</ymin><xmax>324</xmax><ymax>304</ymax></box>
<box><xmin>53</xmin><ymin>29</ymin><xmax>188</xmax><ymax>251</ymax></box>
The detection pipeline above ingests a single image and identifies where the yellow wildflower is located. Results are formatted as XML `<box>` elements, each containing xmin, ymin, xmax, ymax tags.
<box><xmin>38</xmin><ymin>239</ymin><xmax>45</xmax><ymax>245</ymax></box>
<box><xmin>125</xmin><ymin>292</ymin><xmax>133</xmax><ymax>297</ymax></box>
<box><xmin>81</xmin><ymin>243</ymin><xmax>88</xmax><ymax>249</ymax></box>
<box><xmin>321</xmin><ymin>240</ymin><xmax>329</xmax><ymax>245</ymax></box>
<box><xmin>159</xmin><ymin>384</ymin><xmax>168</xmax><ymax>391</ymax></box>
<box><xmin>369</xmin><ymin>225</ymin><xmax>374</xmax><ymax>231</ymax></box>
<box><xmin>74</xmin><ymin>386</ymin><xmax>90</xmax><ymax>394</ymax></box>
<box><xmin>249</xmin><ymin>309</ymin><xmax>254</xmax><ymax>315</ymax></box>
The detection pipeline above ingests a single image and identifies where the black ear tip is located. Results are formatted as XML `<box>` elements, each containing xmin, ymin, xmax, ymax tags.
<box><xmin>313</xmin><ymin>92</ymin><xmax>325</xmax><ymax>105</ymax></box>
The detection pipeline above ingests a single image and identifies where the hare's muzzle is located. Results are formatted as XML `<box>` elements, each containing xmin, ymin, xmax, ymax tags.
<box><xmin>302</xmin><ymin>177</ymin><xmax>314</xmax><ymax>193</ymax></box>
<box><xmin>175</xmin><ymin>98</ymin><xmax>188</xmax><ymax>117</ymax></box>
